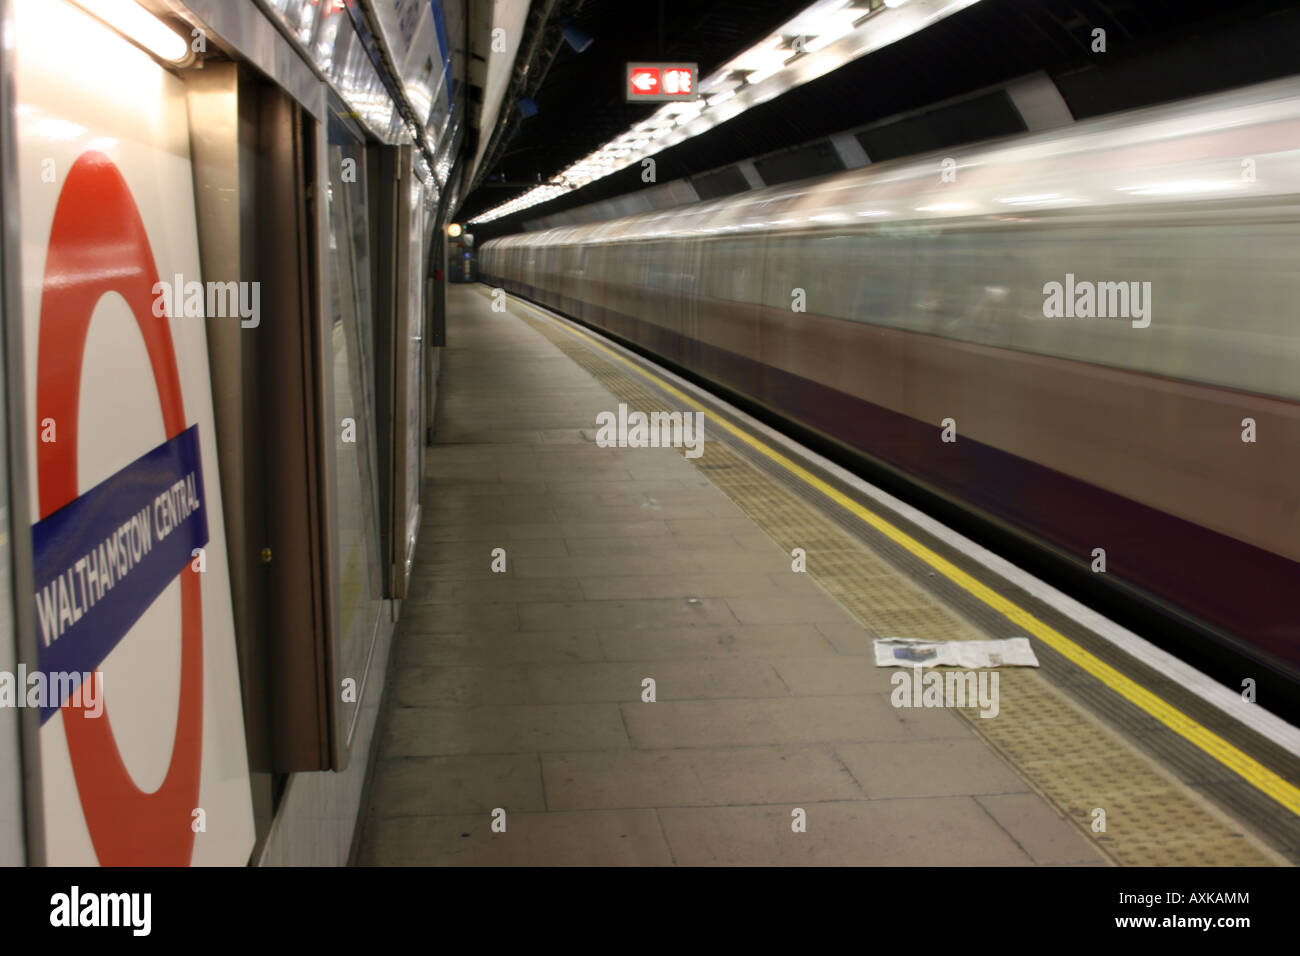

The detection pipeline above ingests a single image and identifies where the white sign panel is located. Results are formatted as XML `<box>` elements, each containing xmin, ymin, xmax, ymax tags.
<box><xmin>13</xmin><ymin>0</ymin><xmax>255</xmax><ymax>865</ymax></box>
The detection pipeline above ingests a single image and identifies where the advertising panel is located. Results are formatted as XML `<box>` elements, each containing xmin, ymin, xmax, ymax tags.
<box><xmin>14</xmin><ymin>0</ymin><xmax>255</xmax><ymax>865</ymax></box>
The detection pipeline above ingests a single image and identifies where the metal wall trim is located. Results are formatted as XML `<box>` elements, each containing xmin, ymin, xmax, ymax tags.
<box><xmin>388</xmin><ymin>145</ymin><xmax>414</xmax><ymax>601</ymax></box>
<box><xmin>162</xmin><ymin>0</ymin><xmax>327</xmax><ymax>122</ymax></box>
<box><xmin>307</xmin><ymin>105</ymin><xmax>349</xmax><ymax>772</ymax></box>
<box><xmin>183</xmin><ymin>60</ymin><xmax>277</xmax><ymax>839</ymax></box>
<box><xmin>0</xmin><ymin>0</ymin><xmax>41</xmax><ymax>867</ymax></box>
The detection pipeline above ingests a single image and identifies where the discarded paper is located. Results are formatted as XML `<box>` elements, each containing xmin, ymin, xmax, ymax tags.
<box><xmin>873</xmin><ymin>637</ymin><xmax>1039</xmax><ymax>668</ymax></box>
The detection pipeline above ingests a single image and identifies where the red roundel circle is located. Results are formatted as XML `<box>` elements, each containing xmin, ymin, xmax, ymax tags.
<box><xmin>36</xmin><ymin>151</ymin><xmax>203</xmax><ymax>865</ymax></box>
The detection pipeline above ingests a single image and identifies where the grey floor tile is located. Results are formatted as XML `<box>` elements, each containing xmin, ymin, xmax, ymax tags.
<box><xmin>542</xmin><ymin>746</ymin><xmax>863</xmax><ymax>811</ymax></box>
<box><xmin>360</xmin><ymin>810</ymin><xmax>672</xmax><ymax>866</ymax></box>
<box><xmin>402</xmin><ymin>601</ymin><xmax>519</xmax><ymax>632</ymax></box>
<box><xmin>530</xmin><ymin>658</ymin><xmax>789</xmax><ymax>702</ymax></box>
<box><xmin>409</xmin><ymin>576</ymin><xmax>583</xmax><ymax>605</ymax></box>
<box><xmin>836</xmin><ymin>739</ymin><xmax>1031</xmax><ymax>799</ymax></box>
<box><xmin>726</xmin><ymin>594</ymin><xmax>861</xmax><ymax>626</ymax></box>
<box><xmin>414</xmin><ymin>536</ymin><xmax>568</xmax><ymax>561</ymax></box>
<box><xmin>667</xmin><ymin>518</ymin><xmax>778</xmax><ymax>537</ymax></box>
<box><xmin>422</xmin><ymin>480</ymin><xmax>550</xmax><ymax>498</ymax></box>
<box><xmin>880</xmin><ymin>692</ymin><xmax>979</xmax><ymax>740</ymax></box>
<box><xmin>620</xmin><ymin>696</ymin><xmax>917</xmax><ymax>750</ymax></box>
<box><xmin>555</xmin><ymin>519</ymin><xmax>672</xmax><ymax>538</ymax></box>
<box><xmin>392</xmin><ymin>658</ymin><xmax>786</xmax><ymax>706</ymax></box>
<box><xmin>368</xmin><ymin>754</ymin><xmax>545</xmax><ymax>816</ymax></box>
<box><xmin>423</xmin><ymin>521</ymin><xmax>566</xmax><ymax>543</ymax></box>
<box><xmin>815</xmin><ymin>621</ymin><xmax>884</xmax><ymax>653</ymax></box>
<box><xmin>391</xmin><ymin>664</ymin><xmax>534</xmax><ymax>707</ymax></box>
<box><xmin>513</xmin><ymin>551</ymin><xmax>788</xmax><ymax>579</ymax></box>
<box><xmin>598</xmin><ymin>624</ymin><xmax>837</xmax><ymax>661</ymax></box>
<box><xmin>382</xmin><ymin>703</ymin><xmax>630</xmax><ymax>756</ymax></box>
<box><xmin>657</xmin><ymin>799</ymin><xmax>1034</xmax><ymax>865</ymax></box>
<box><xmin>549</xmin><ymin>501</ymin><xmax>733</xmax><ymax>523</ymax></box>
<box><xmin>771</xmin><ymin>657</ymin><xmax>890</xmax><ymax>696</ymax></box>
<box><xmin>426</xmin><ymin>496</ymin><xmax>558</xmax><ymax>524</ymax></box>
<box><xmin>561</xmin><ymin>534</ymin><xmax>778</xmax><ymax>557</ymax></box>
<box><xmin>518</xmin><ymin>597</ymin><xmax>738</xmax><ymax>631</ymax></box>
<box><xmin>394</xmin><ymin>631</ymin><xmax>607</xmax><ymax>666</ymax></box>
<box><xmin>577</xmin><ymin>572</ymin><xmax>792</xmax><ymax>600</ymax></box>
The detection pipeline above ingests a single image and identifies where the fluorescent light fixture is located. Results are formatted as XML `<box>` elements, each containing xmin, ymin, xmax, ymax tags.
<box><xmin>673</xmin><ymin>101</ymin><xmax>706</xmax><ymax>125</ymax></box>
<box><xmin>802</xmin><ymin>10</ymin><xmax>864</xmax><ymax>52</ymax></box>
<box><xmin>699</xmin><ymin>73</ymin><xmax>744</xmax><ymax>93</ymax></box>
<box><xmin>784</xmin><ymin>0</ymin><xmax>852</xmax><ymax>34</ymax></box>
<box><xmin>745</xmin><ymin>64</ymin><xmax>785</xmax><ymax>85</ymax></box>
<box><xmin>73</xmin><ymin>0</ymin><xmax>189</xmax><ymax>62</ymax></box>
<box><xmin>727</xmin><ymin>36</ymin><xmax>790</xmax><ymax>73</ymax></box>
<box><xmin>662</xmin><ymin>99</ymin><xmax>705</xmax><ymax>115</ymax></box>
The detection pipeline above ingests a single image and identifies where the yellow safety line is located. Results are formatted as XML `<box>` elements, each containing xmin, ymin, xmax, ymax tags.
<box><xmin>494</xmin><ymin>289</ymin><xmax>1300</xmax><ymax>817</ymax></box>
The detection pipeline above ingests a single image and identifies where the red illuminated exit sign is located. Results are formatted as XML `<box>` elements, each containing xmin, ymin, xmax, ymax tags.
<box><xmin>625</xmin><ymin>62</ymin><xmax>699</xmax><ymax>102</ymax></box>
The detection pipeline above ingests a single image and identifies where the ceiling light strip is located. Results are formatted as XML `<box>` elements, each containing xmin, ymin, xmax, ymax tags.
<box><xmin>470</xmin><ymin>0</ymin><xmax>981</xmax><ymax>224</ymax></box>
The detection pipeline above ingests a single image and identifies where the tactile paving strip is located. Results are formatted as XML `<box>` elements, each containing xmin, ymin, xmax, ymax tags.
<box><xmin>509</xmin><ymin>298</ymin><xmax>1290</xmax><ymax>866</ymax></box>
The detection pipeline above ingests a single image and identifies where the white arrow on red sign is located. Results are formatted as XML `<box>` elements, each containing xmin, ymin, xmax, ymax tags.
<box><xmin>630</xmin><ymin>69</ymin><xmax>659</xmax><ymax>93</ymax></box>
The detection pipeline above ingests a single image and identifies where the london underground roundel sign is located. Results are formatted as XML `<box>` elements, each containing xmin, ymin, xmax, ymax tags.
<box><xmin>15</xmin><ymin>0</ymin><xmax>254</xmax><ymax>869</ymax></box>
<box><xmin>35</xmin><ymin>152</ymin><xmax>204</xmax><ymax>866</ymax></box>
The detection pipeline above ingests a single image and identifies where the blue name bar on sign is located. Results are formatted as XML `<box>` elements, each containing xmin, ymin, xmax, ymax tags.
<box><xmin>32</xmin><ymin>424</ymin><xmax>208</xmax><ymax>722</ymax></box>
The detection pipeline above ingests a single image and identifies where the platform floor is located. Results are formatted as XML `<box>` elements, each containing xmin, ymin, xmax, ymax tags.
<box><xmin>355</xmin><ymin>284</ymin><xmax>1293</xmax><ymax>866</ymax></box>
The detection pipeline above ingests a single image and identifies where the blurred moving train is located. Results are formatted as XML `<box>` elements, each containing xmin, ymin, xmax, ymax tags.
<box><xmin>481</xmin><ymin>77</ymin><xmax>1300</xmax><ymax>688</ymax></box>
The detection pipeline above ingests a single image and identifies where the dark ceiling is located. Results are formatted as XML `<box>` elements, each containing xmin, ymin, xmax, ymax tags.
<box><xmin>463</xmin><ymin>0</ymin><xmax>813</xmax><ymax>206</ymax></box>
<box><xmin>461</xmin><ymin>0</ymin><xmax>1300</xmax><ymax>233</ymax></box>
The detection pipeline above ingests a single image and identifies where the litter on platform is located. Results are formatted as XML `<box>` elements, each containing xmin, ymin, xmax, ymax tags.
<box><xmin>873</xmin><ymin>637</ymin><xmax>1039</xmax><ymax>668</ymax></box>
